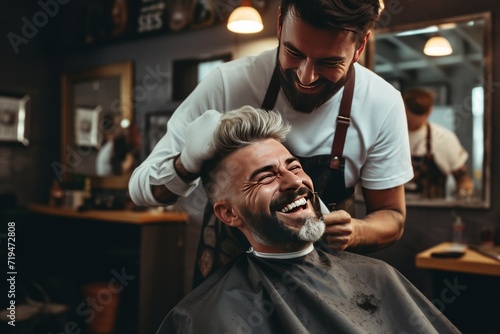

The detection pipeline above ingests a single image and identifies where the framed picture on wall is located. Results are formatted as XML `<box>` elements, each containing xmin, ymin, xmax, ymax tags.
<box><xmin>0</xmin><ymin>94</ymin><xmax>30</xmax><ymax>146</ymax></box>
<box><xmin>145</xmin><ymin>110</ymin><xmax>172</xmax><ymax>154</ymax></box>
<box><xmin>84</xmin><ymin>0</ymin><xmax>138</xmax><ymax>45</ymax></box>
<box><xmin>75</xmin><ymin>106</ymin><xmax>102</xmax><ymax>147</ymax></box>
<box><xmin>190</xmin><ymin>0</ymin><xmax>215</xmax><ymax>29</ymax></box>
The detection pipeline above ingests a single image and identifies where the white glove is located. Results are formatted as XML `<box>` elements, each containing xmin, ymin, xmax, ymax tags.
<box><xmin>179</xmin><ymin>109</ymin><xmax>222</xmax><ymax>174</ymax></box>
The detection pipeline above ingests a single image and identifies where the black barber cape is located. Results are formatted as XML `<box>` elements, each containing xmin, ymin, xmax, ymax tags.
<box><xmin>157</xmin><ymin>245</ymin><xmax>460</xmax><ymax>334</ymax></box>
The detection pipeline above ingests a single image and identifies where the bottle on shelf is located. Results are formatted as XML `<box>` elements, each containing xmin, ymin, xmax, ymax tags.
<box><xmin>77</xmin><ymin>177</ymin><xmax>93</xmax><ymax>211</ymax></box>
<box><xmin>83</xmin><ymin>177</ymin><xmax>92</xmax><ymax>200</ymax></box>
<box><xmin>49</xmin><ymin>179</ymin><xmax>64</xmax><ymax>207</ymax></box>
<box><xmin>452</xmin><ymin>213</ymin><xmax>465</xmax><ymax>245</ymax></box>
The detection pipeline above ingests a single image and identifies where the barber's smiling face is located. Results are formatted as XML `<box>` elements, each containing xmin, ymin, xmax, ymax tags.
<box><xmin>276</xmin><ymin>9</ymin><xmax>365</xmax><ymax>113</ymax></box>
<box><xmin>216</xmin><ymin>138</ymin><xmax>323</xmax><ymax>252</ymax></box>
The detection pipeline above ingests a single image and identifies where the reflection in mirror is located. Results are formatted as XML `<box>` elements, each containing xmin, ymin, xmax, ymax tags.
<box><xmin>61</xmin><ymin>61</ymin><xmax>134</xmax><ymax>189</ymax></box>
<box><xmin>373</xmin><ymin>12</ymin><xmax>491</xmax><ymax>208</ymax></box>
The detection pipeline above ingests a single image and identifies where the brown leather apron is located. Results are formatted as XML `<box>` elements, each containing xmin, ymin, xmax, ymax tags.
<box><xmin>406</xmin><ymin>123</ymin><xmax>447</xmax><ymax>198</ymax></box>
<box><xmin>192</xmin><ymin>65</ymin><xmax>356</xmax><ymax>288</ymax></box>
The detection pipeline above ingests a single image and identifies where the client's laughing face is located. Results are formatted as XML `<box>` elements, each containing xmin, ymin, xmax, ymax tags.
<box><xmin>213</xmin><ymin>139</ymin><xmax>325</xmax><ymax>252</ymax></box>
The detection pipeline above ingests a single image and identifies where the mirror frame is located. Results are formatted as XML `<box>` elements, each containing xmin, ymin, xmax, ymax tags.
<box><xmin>371</xmin><ymin>12</ymin><xmax>492</xmax><ymax>209</ymax></box>
<box><xmin>61</xmin><ymin>61</ymin><xmax>134</xmax><ymax>189</ymax></box>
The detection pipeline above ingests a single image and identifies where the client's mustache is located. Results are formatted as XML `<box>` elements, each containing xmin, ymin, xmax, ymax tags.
<box><xmin>270</xmin><ymin>187</ymin><xmax>313</xmax><ymax>213</ymax></box>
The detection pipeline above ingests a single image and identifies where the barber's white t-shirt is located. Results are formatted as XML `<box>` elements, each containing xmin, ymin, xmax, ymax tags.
<box><xmin>409</xmin><ymin>123</ymin><xmax>468</xmax><ymax>174</ymax></box>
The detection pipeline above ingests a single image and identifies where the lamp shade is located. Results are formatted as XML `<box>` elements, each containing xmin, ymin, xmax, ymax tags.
<box><xmin>423</xmin><ymin>35</ymin><xmax>453</xmax><ymax>56</ymax></box>
<box><xmin>227</xmin><ymin>6</ymin><xmax>263</xmax><ymax>34</ymax></box>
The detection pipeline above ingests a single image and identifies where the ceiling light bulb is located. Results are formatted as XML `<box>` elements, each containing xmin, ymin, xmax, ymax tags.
<box><xmin>424</xmin><ymin>35</ymin><xmax>453</xmax><ymax>56</ymax></box>
<box><xmin>227</xmin><ymin>6</ymin><xmax>263</xmax><ymax>34</ymax></box>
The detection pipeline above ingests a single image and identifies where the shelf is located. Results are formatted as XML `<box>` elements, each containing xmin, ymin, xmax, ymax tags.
<box><xmin>27</xmin><ymin>203</ymin><xmax>188</xmax><ymax>225</ymax></box>
<box><xmin>416</xmin><ymin>242</ymin><xmax>500</xmax><ymax>276</ymax></box>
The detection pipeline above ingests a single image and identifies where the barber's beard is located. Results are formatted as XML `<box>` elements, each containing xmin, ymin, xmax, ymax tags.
<box><xmin>277</xmin><ymin>61</ymin><xmax>349</xmax><ymax>114</ymax></box>
<box><xmin>241</xmin><ymin>188</ymin><xmax>325</xmax><ymax>251</ymax></box>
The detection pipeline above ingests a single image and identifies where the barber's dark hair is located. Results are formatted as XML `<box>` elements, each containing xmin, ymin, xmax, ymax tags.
<box><xmin>201</xmin><ymin>106</ymin><xmax>291</xmax><ymax>203</ymax></box>
<box><xmin>403</xmin><ymin>88</ymin><xmax>435</xmax><ymax>116</ymax></box>
<box><xmin>279</xmin><ymin>0</ymin><xmax>380</xmax><ymax>46</ymax></box>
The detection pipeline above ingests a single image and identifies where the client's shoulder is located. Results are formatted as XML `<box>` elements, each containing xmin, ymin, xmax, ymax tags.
<box><xmin>157</xmin><ymin>253</ymin><xmax>250</xmax><ymax>333</ymax></box>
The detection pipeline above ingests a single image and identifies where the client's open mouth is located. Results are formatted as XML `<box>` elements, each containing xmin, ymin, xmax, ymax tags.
<box><xmin>281</xmin><ymin>197</ymin><xmax>307</xmax><ymax>213</ymax></box>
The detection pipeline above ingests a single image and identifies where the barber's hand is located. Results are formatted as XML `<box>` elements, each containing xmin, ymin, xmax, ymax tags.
<box><xmin>180</xmin><ymin>110</ymin><xmax>222</xmax><ymax>174</ymax></box>
<box><xmin>322</xmin><ymin>210</ymin><xmax>353</xmax><ymax>251</ymax></box>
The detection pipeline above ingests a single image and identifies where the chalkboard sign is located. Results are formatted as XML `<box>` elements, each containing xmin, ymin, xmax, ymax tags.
<box><xmin>136</xmin><ymin>0</ymin><xmax>170</xmax><ymax>34</ymax></box>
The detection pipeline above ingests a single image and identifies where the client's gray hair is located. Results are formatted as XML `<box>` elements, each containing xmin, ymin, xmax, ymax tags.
<box><xmin>201</xmin><ymin>106</ymin><xmax>291</xmax><ymax>203</ymax></box>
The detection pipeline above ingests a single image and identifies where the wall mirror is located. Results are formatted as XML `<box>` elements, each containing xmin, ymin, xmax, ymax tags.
<box><xmin>373</xmin><ymin>12</ymin><xmax>491</xmax><ymax>208</ymax></box>
<box><xmin>60</xmin><ymin>61</ymin><xmax>134</xmax><ymax>189</ymax></box>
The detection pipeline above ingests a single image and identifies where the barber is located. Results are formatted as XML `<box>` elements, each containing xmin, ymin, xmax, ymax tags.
<box><xmin>129</xmin><ymin>0</ymin><xmax>413</xmax><ymax>286</ymax></box>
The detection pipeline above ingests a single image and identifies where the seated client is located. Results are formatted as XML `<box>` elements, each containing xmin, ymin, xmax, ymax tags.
<box><xmin>157</xmin><ymin>106</ymin><xmax>459</xmax><ymax>334</ymax></box>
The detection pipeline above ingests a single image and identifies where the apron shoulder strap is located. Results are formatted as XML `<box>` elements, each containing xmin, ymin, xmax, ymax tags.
<box><xmin>261</xmin><ymin>65</ymin><xmax>280</xmax><ymax>110</ymax></box>
<box><xmin>426</xmin><ymin>123</ymin><xmax>432</xmax><ymax>158</ymax></box>
<box><xmin>330</xmin><ymin>66</ymin><xmax>355</xmax><ymax>169</ymax></box>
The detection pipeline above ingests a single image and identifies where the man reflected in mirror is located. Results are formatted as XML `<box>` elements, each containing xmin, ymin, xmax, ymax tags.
<box><xmin>403</xmin><ymin>88</ymin><xmax>474</xmax><ymax>200</ymax></box>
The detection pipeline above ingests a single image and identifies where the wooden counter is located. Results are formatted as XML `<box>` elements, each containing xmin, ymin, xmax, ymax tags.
<box><xmin>26</xmin><ymin>203</ymin><xmax>188</xmax><ymax>334</ymax></box>
<box><xmin>415</xmin><ymin>242</ymin><xmax>500</xmax><ymax>332</ymax></box>
<box><xmin>416</xmin><ymin>242</ymin><xmax>500</xmax><ymax>276</ymax></box>
<box><xmin>27</xmin><ymin>203</ymin><xmax>188</xmax><ymax>224</ymax></box>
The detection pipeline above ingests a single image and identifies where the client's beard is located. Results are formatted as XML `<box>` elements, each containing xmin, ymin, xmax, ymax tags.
<box><xmin>297</xmin><ymin>217</ymin><xmax>326</xmax><ymax>242</ymax></box>
<box><xmin>241</xmin><ymin>187</ymin><xmax>325</xmax><ymax>251</ymax></box>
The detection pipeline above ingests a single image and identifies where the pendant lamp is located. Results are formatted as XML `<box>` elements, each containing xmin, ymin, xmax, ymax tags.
<box><xmin>227</xmin><ymin>0</ymin><xmax>263</xmax><ymax>34</ymax></box>
<box><xmin>423</xmin><ymin>34</ymin><xmax>453</xmax><ymax>56</ymax></box>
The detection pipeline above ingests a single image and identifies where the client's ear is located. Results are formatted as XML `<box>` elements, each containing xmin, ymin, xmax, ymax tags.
<box><xmin>213</xmin><ymin>202</ymin><xmax>243</xmax><ymax>227</ymax></box>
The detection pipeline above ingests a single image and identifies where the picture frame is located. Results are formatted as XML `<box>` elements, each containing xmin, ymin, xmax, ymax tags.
<box><xmin>190</xmin><ymin>0</ymin><xmax>216</xmax><ymax>29</ymax></box>
<box><xmin>145</xmin><ymin>110</ymin><xmax>172</xmax><ymax>154</ymax></box>
<box><xmin>0</xmin><ymin>94</ymin><xmax>30</xmax><ymax>146</ymax></box>
<box><xmin>84</xmin><ymin>0</ymin><xmax>135</xmax><ymax>45</ymax></box>
<box><xmin>75</xmin><ymin>106</ymin><xmax>102</xmax><ymax>147</ymax></box>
